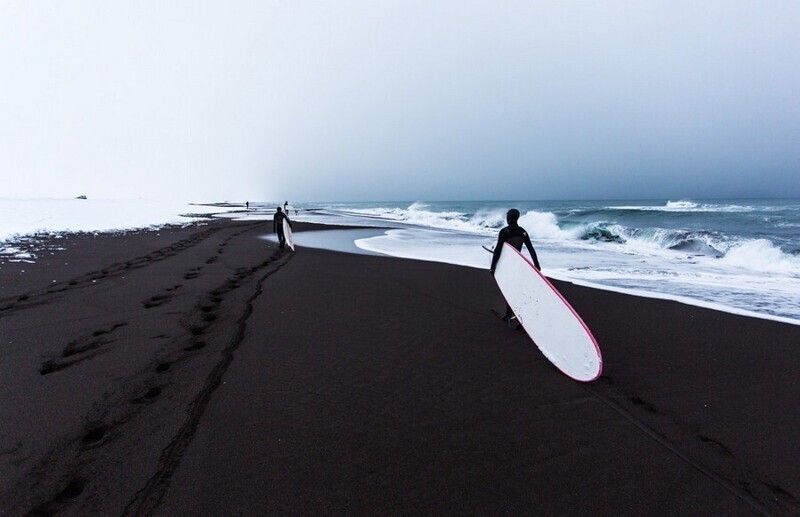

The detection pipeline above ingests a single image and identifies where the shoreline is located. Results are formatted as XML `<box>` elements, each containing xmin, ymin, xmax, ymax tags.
<box><xmin>280</xmin><ymin>223</ymin><xmax>800</xmax><ymax>327</ymax></box>
<box><xmin>3</xmin><ymin>201</ymin><xmax>797</xmax><ymax>326</ymax></box>
<box><xmin>550</xmin><ymin>274</ymin><xmax>800</xmax><ymax>327</ymax></box>
<box><xmin>4</xmin><ymin>214</ymin><xmax>799</xmax><ymax>330</ymax></box>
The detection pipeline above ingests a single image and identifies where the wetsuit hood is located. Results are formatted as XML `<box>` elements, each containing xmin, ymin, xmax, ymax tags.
<box><xmin>506</xmin><ymin>208</ymin><xmax>520</xmax><ymax>225</ymax></box>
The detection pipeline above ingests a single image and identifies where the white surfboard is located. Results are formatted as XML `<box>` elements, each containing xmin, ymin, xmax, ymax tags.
<box><xmin>282</xmin><ymin>218</ymin><xmax>295</xmax><ymax>251</ymax></box>
<box><xmin>493</xmin><ymin>242</ymin><xmax>602</xmax><ymax>382</ymax></box>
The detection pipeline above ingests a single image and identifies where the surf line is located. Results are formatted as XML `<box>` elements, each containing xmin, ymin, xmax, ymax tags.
<box><xmin>124</xmin><ymin>249</ymin><xmax>294</xmax><ymax>516</ymax></box>
<box><xmin>581</xmin><ymin>384</ymin><xmax>773</xmax><ymax>516</ymax></box>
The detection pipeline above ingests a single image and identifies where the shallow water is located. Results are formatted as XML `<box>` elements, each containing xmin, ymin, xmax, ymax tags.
<box><xmin>260</xmin><ymin>199</ymin><xmax>800</xmax><ymax>324</ymax></box>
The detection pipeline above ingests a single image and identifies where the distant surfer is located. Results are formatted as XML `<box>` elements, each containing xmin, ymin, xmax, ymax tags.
<box><xmin>273</xmin><ymin>207</ymin><xmax>293</xmax><ymax>249</ymax></box>
<box><xmin>284</xmin><ymin>200</ymin><xmax>289</xmax><ymax>213</ymax></box>
<box><xmin>490</xmin><ymin>209</ymin><xmax>541</xmax><ymax>322</ymax></box>
<box><xmin>246</xmin><ymin>201</ymin><xmax>249</xmax><ymax>210</ymax></box>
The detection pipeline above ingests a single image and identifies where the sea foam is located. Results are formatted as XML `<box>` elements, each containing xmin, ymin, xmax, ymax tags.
<box><xmin>718</xmin><ymin>239</ymin><xmax>800</xmax><ymax>275</ymax></box>
<box><xmin>304</xmin><ymin>199</ymin><xmax>800</xmax><ymax>323</ymax></box>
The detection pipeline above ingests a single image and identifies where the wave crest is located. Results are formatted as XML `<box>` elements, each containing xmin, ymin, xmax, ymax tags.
<box><xmin>666</xmin><ymin>200</ymin><xmax>699</xmax><ymax>210</ymax></box>
<box><xmin>518</xmin><ymin>211</ymin><xmax>566</xmax><ymax>239</ymax></box>
<box><xmin>719</xmin><ymin>239</ymin><xmax>800</xmax><ymax>275</ymax></box>
<box><xmin>609</xmin><ymin>200</ymin><xmax>754</xmax><ymax>213</ymax></box>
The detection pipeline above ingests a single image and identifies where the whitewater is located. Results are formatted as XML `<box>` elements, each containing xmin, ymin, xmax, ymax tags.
<box><xmin>271</xmin><ymin>199</ymin><xmax>800</xmax><ymax>325</ymax></box>
<box><xmin>2</xmin><ymin>198</ymin><xmax>799</xmax><ymax>325</ymax></box>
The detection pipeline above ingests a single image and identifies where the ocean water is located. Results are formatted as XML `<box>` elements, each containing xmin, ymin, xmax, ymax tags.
<box><xmin>3</xmin><ymin>198</ymin><xmax>799</xmax><ymax>325</ymax></box>
<box><xmin>274</xmin><ymin>199</ymin><xmax>800</xmax><ymax>324</ymax></box>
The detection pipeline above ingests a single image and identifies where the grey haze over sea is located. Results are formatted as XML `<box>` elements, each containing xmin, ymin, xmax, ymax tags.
<box><xmin>251</xmin><ymin>198</ymin><xmax>800</xmax><ymax>324</ymax></box>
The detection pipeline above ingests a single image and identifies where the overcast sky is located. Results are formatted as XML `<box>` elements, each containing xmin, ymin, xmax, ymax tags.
<box><xmin>2</xmin><ymin>1</ymin><xmax>799</xmax><ymax>202</ymax></box>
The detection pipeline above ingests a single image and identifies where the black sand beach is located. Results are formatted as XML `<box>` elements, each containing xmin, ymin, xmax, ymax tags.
<box><xmin>2</xmin><ymin>218</ymin><xmax>799</xmax><ymax>515</ymax></box>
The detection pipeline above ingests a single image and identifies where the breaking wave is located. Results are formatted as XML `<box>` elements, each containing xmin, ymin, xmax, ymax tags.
<box><xmin>332</xmin><ymin>201</ymin><xmax>800</xmax><ymax>271</ymax></box>
<box><xmin>344</xmin><ymin>203</ymin><xmax>527</xmax><ymax>235</ymax></box>
<box><xmin>299</xmin><ymin>198</ymin><xmax>800</xmax><ymax>322</ymax></box>
<box><xmin>608</xmin><ymin>200</ymin><xmax>756</xmax><ymax>213</ymax></box>
<box><xmin>718</xmin><ymin>239</ymin><xmax>800</xmax><ymax>275</ymax></box>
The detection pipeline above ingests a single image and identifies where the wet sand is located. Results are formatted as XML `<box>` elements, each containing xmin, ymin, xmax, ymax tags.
<box><xmin>1</xmin><ymin>218</ymin><xmax>799</xmax><ymax>515</ymax></box>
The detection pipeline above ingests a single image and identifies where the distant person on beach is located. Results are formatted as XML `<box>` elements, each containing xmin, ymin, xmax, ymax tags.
<box><xmin>246</xmin><ymin>201</ymin><xmax>249</xmax><ymax>210</ymax></box>
<box><xmin>284</xmin><ymin>200</ymin><xmax>289</xmax><ymax>213</ymax></box>
<box><xmin>273</xmin><ymin>207</ymin><xmax>293</xmax><ymax>249</ymax></box>
<box><xmin>490</xmin><ymin>209</ymin><xmax>541</xmax><ymax>322</ymax></box>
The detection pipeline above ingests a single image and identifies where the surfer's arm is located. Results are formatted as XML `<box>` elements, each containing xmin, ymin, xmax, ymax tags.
<box><xmin>524</xmin><ymin>234</ymin><xmax>541</xmax><ymax>270</ymax></box>
<box><xmin>490</xmin><ymin>230</ymin><xmax>507</xmax><ymax>274</ymax></box>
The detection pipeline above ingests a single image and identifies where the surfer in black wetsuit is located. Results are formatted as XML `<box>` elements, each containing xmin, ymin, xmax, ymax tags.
<box><xmin>490</xmin><ymin>208</ymin><xmax>541</xmax><ymax>321</ymax></box>
<box><xmin>273</xmin><ymin>207</ymin><xmax>292</xmax><ymax>249</ymax></box>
